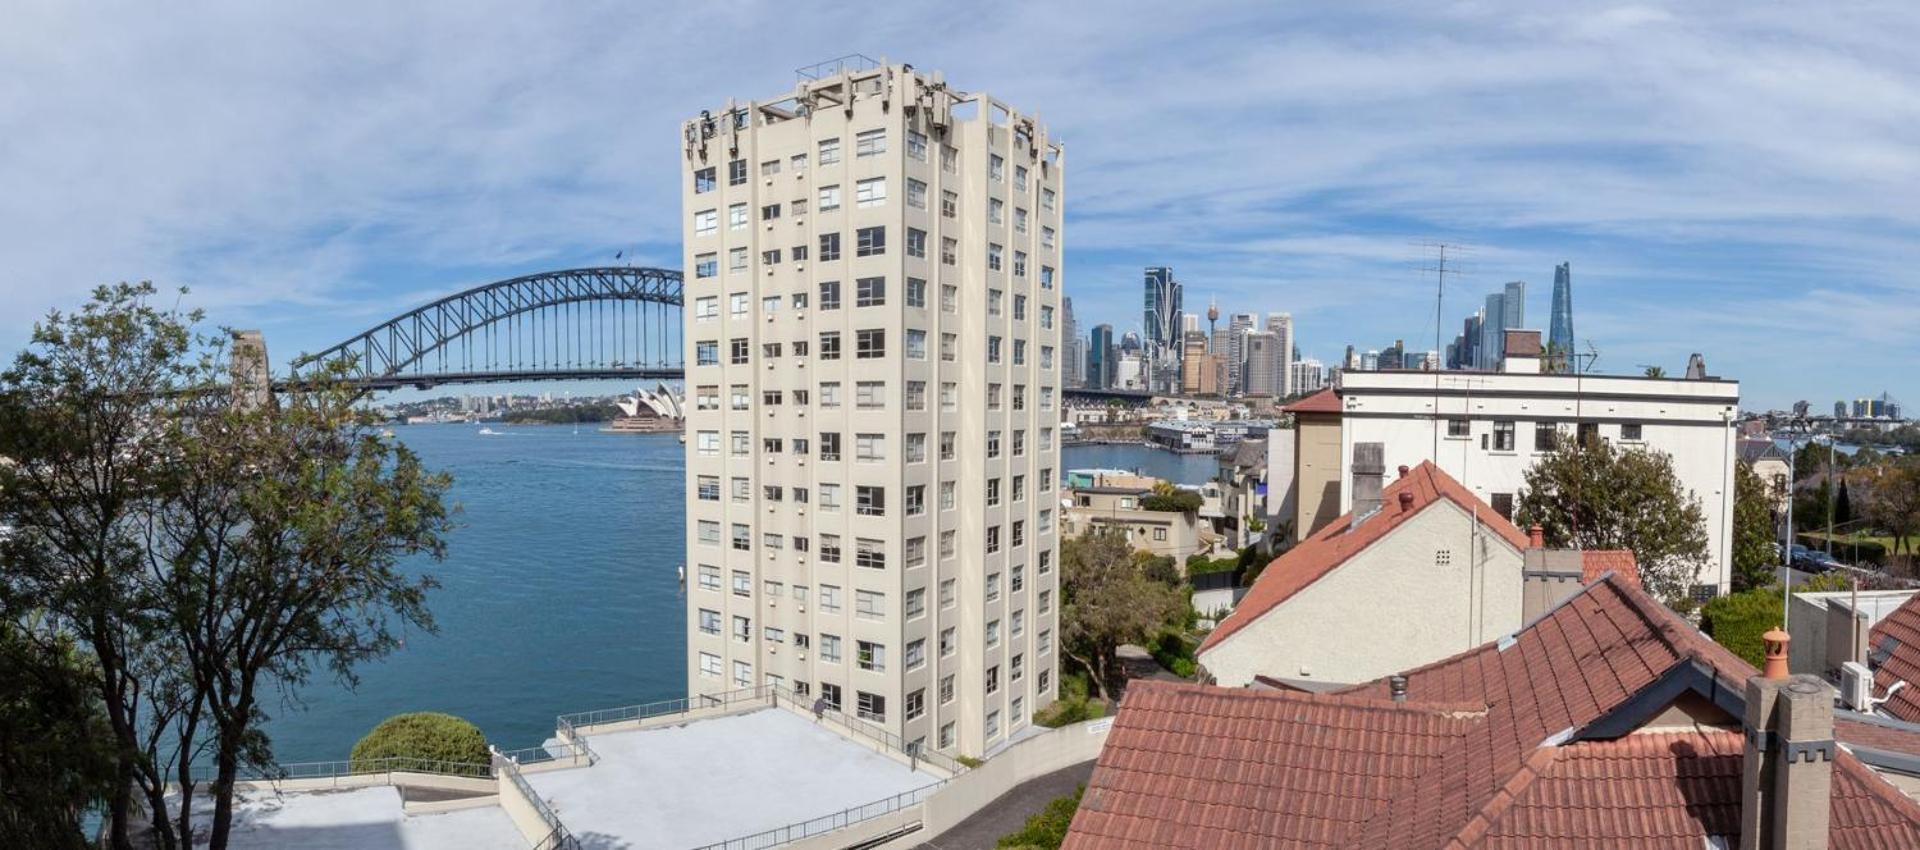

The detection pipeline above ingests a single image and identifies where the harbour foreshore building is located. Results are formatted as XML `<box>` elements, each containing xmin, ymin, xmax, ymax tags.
<box><xmin>681</xmin><ymin>59</ymin><xmax>1062</xmax><ymax>758</ymax></box>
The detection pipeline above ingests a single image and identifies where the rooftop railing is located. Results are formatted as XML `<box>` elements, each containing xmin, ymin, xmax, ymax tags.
<box><xmin>555</xmin><ymin>684</ymin><xmax>772</xmax><ymax>732</ymax></box>
<box><xmin>496</xmin><ymin>738</ymin><xmax>596</xmax><ymax>768</ymax></box>
<box><xmin>689</xmin><ymin>780</ymin><xmax>945</xmax><ymax>850</ymax></box>
<box><xmin>189</xmin><ymin>755</ymin><xmax>492</xmax><ymax>785</ymax></box>
<box><xmin>496</xmin><ymin>752</ymin><xmax>580</xmax><ymax>850</ymax></box>
<box><xmin>795</xmin><ymin>54</ymin><xmax>881</xmax><ymax>81</ymax></box>
<box><xmin>770</xmin><ymin>687</ymin><xmax>968</xmax><ymax>776</ymax></box>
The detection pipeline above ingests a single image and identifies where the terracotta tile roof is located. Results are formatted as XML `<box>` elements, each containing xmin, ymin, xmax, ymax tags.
<box><xmin>1868</xmin><ymin>592</ymin><xmax>1920</xmax><ymax>723</ymax></box>
<box><xmin>1075</xmin><ymin>575</ymin><xmax>1920</xmax><ymax>849</ymax></box>
<box><xmin>1578</xmin><ymin>550</ymin><xmax>1639</xmax><ymax>590</ymax></box>
<box><xmin>1282</xmin><ymin>387</ymin><xmax>1341</xmax><ymax>414</ymax></box>
<box><xmin>1198</xmin><ymin>461</ymin><xmax>1530</xmax><ymax>655</ymax></box>
<box><xmin>1063</xmin><ymin>681</ymin><xmax>1486</xmax><ymax>850</ymax></box>
<box><xmin>1836</xmin><ymin>716</ymin><xmax>1920</xmax><ymax>754</ymax></box>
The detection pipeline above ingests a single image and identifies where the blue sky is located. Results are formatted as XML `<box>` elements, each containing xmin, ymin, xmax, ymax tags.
<box><xmin>2</xmin><ymin>1</ymin><xmax>1915</xmax><ymax>410</ymax></box>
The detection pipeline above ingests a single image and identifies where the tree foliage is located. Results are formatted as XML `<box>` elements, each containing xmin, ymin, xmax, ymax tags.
<box><xmin>1140</xmin><ymin>489</ymin><xmax>1203</xmax><ymax>513</ymax></box>
<box><xmin>0</xmin><ymin>621</ymin><xmax>118</xmax><ymax>849</ymax></box>
<box><xmin>1701</xmin><ymin>573</ymin><xmax>1851</xmax><ymax>667</ymax></box>
<box><xmin>0</xmin><ymin>283</ymin><xmax>454</xmax><ymax>850</ymax></box>
<box><xmin>996</xmin><ymin>784</ymin><xmax>1086</xmax><ymax>849</ymax></box>
<box><xmin>1731</xmin><ymin>462</ymin><xmax>1779</xmax><ymax>591</ymax></box>
<box><xmin>1866</xmin><ymin>462</ymin><xmax>1920</xmax><ymax>557</ymax></box>
<box><xmin>1060</xmin><ymin>530</ymin><xmax>1188</xmax><ymax>703</ymax></box>
<box><xmin>350</xmin><ymin>712</ymin><xmax>490</xmax><ymax>768</ymax></box>
<box><xmin>1514</xmin><ymin>439</ymin><xmax>1710</xmax><ymax>603</ymax></box>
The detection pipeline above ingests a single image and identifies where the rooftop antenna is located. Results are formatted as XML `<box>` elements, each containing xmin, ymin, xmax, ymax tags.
<box><xmin>1413</xmin><ymin>241</ymin><xmax>1472</xmax><ymax>460</ymax></box>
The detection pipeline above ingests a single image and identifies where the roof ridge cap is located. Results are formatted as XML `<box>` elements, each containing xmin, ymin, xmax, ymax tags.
<box><xmin>1442</xmin><ymin>746</ymin><xmax>1561</xmax><ymax>849</ymax></box>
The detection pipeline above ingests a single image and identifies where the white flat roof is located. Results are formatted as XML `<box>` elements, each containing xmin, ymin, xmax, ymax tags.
<box><xmin>191</xmin><ymin>786</ymin><xmax>526</xmax><ymax>850</ymax></box>
<box><xmin>528</xmin><ymin>707</ymin><xmax>938</xmax><ymax>849</ymax></box>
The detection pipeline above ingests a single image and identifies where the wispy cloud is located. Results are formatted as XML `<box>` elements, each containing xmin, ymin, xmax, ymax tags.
<box><xmin>0</xmin><ymin>0</ymin><xmax>1913</xmax><ymax>407</ymax></box>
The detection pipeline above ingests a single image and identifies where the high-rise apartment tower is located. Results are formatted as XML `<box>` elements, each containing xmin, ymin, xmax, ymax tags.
<box><xmin>680</xmin><ymin>60</ymin><xmax>1062</xmax><ymax>757</ymax></box>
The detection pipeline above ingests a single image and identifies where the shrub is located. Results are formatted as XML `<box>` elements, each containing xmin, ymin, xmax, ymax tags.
<box><xmin>957</xmin><ymin>754</ymin><xmax>985</xmax><ymax>769</ymax></box>
<box><xmin>350</xmin><ymin>712</ymin><xmax>489</xmax><ymax>770</ymax></box>
<box><xmin>1141</xmin><ymin>490</ymin><xmax>1203</xmax><ymax>513</ymax></box>
<box><xmin>1033</xmin><ymin>696</ymin><xmax>1107</xmax><ymax>728</ymax></box>
<box><xmin>1150</xmin><ymin>630</ymin><xmax>1198</xmax><ymax>679</ymax></box>
<box><xmin>1798</xmin><ymin>533</ymin><xmax>1888</xmax><ymax>567</ymax></box>
<box><xmin>996</xmin><ymin>785</ymin><xmax>1086</xmax><ymax>849</ymax></box>
<box><xmin>1186</xmin><ymin>557</ymin><xmax>1239</xmax><ymax>576</ymax></box>
<box><xmin>1700</xmin><ymin>588</ymin><xmax>1785</xmax><ymax>669</ymax></box>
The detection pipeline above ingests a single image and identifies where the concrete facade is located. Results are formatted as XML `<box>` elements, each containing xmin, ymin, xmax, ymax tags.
<box><xmin>1060</xmin><ymin>486</ymin><xmax>1206</xmax><ymax>563</ymax></box>
<box><xmin>1290</xmin><ymin>399</ymin><xmax>1344</xmax><ymax>543</ymax></box>
<box><xmin>681</xmin><ymin>62</ymin><xmax>1061</xmax><ymax>758</ymax></box>
<box><xmin>1335</xmin><ymin>366</ymin><xmax>1740</xmax><ymax>595</ymax></box>
<box><xmin>1200</xmin><ymin>499</ymin><xmax>1526</xmax><ymax>688</ymax></box>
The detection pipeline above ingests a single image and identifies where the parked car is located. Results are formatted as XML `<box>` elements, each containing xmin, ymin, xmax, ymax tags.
<box><xmin>1793</xmin><ymin>549</ymin><xmax>1846</xmax><ymax>573</ymax></box>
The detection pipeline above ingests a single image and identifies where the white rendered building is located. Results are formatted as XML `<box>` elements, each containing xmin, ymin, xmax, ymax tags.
<box><xmin>1333</xmin><ymin>331</ymin><xmax>1739</xmax><ymax>597</ymax></box>
<box><xmin>680</xmin><ymin>59</ymin><xmax>1063</xmax><ymax>758</ymax></box>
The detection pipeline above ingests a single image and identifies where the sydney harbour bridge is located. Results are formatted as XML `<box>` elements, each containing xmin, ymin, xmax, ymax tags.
<box><xmin>274</xmin><ymin>263</ymin><xmax>1145</xmax><ymax>405</ymax></box>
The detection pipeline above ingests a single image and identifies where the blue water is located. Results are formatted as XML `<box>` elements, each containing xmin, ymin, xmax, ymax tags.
<box><xmin>260</xmin><ymin>424</ymin><xmax>687</xmax><ymax>762</ymax></box>
<box><xmin>258</xmin><ymin>431</ymin><xmax>1206</xmax><ymax>762</ymax></box>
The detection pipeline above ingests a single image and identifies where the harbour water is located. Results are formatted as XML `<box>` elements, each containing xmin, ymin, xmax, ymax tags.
<box><xmin>260</xmin><ymin>426</ymin><xmax>1220</xmax><ymax>762</ymax></box>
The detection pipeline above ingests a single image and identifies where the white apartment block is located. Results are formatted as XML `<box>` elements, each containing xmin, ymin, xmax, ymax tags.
<box><xmin>1332</xmin><ymin>333</ymin><xmax>1740</xmax><ymax>597</ymax></box>
<box><xmin>680</xmin><ymin>60</ymin><xmax>1063</xmax><ymax>758</ymax></box>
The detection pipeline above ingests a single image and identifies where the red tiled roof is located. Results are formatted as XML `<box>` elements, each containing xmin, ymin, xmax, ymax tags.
<box><xmin>1868</xmin><ymin>592</ymin><xmax>1920</xmax><ymax>723</ymax></box>
<box><xmin>1072</xmin><ymin>575</ymin><xmax>1920</xmax><ymax>849</ymax></box>
<box><xmin>1579</xmin><ymin>550</ymin><xmax>1640</xmax><ymax>590</ymax></box>
<box><xmin>1198</xmin><ymin>461</ymin><xmax>1531</xmax><ymax>655</ymax></box>
<box><xmin>1282</xmin><ymin>387</ymin><xmax>1341</xmax><ymax>414</ymax></box>
<box><xmin>1064</xmin><ymin>682</ymin><xmax>1486</xmax><ymax>850</ymax></box>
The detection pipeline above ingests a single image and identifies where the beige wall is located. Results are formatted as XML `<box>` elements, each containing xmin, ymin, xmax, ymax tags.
<box><xmin>1061</xmin><ymin>489</ymin><xmax>1203</xmax><ymax>563</ymax></box>
<box><xmin>1293</xmin><ymin>411</ymin><xmax>1342</xmax><ymax>540</ymax></box>
<box><xmin>1201</xmin><ymin>500</ymin><xmax>1525</xmax><ymax>688</ymax></box>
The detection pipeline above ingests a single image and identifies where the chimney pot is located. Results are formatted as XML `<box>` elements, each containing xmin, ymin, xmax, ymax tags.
<box><xmin>1389</xmin><ymin>675</ymin><xmax>1408</xmax><ymax>703</ymax></box>
<box><xmin>1397</xmin><ymin>491</ymin><xmax>1414</xmax><ymax>512</ymax></box>
<box><xmin>1528</xmin><ymin>525</ymin><xmax>1545</xmax><ymax>548</ymax></box>
<box><xmin>1763</xmin><ymin>627</ymin><xmax>1791</xmax><ymax>680</ymax></box>
<box><xmin>1397</xmin><ymin>464</ymin><xmax>1410</xmax><ymax>477</ymax></box>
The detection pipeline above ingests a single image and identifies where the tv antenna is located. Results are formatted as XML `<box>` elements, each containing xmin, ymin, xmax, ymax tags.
<box><xmin>1414</xmin><ymin>241</ymin><xmax>1473</xmax><ymax>460</ymax></box>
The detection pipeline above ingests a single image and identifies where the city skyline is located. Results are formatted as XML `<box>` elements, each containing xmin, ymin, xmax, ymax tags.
<box><xmin>3</xmin><ymin>3</ymin><xmax>1918</xmax><ymax>409</ymax></box>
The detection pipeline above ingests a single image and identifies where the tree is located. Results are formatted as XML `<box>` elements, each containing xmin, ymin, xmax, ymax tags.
<box><xmin>996</xmin><ymin>784</ymin><xmax>1085</xmax><ymax>849</ymax></box>
<box><xmin>0</xmin><ymin>620</ymin><xmax>119</xmax><ymax>849</ymax></box>
<box><xmin>1643</xmin><ymin>365</ymin><xmax>1666</xmax><ymax>378</ymax></box>
<box><xmin>0</xmin><ymin>283</ymin><xmax>204</xmax><ymax>850</ymax></box>
<box><xmin>1867</xmin><ymin>463</ymin><xmax>1920</xmax><ymax>557</ymax></box>
<box><xmin>1836</xmin><ymin>478</ymin><xmax>1854</xmax><ymax>526</ymax></box>
<box><xmin>1060</xmin><ymin>530</ymin><xmax>1187</xmax><ymax>702</ymax></box>
<box><xmin>0</xmin><ymin>284</ymin><xmax>453</xmax><ymax>850</ymax></box>
<box><xmin>1730</xmin><ymin>462</ymin><xmax>1779</xmax><ymax>591</ymax></box>
<box><xmin>156</xmin><ymin>353</ymin><xmax>453</xmax><ymax>848</ymax></box>
<box><xmin>1514</xmin><ymin>439</ymin><xmax>1710</xmax><ymax>602</ymax></box>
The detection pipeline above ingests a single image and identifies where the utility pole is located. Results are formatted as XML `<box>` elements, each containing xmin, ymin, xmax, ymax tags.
<box><xmin>1414</xmin><ymin>242</ymin><xmax>1470</xmax><ymax>461</ymax></box>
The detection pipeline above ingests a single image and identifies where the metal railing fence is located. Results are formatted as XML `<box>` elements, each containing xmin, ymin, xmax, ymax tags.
<box><xmin>496</xmin><ymin>753</ymin><xmax>580</xmax><ymax>850</ymax></box>
<box><xmin>189</xmin><ymin>755</ymin><xmax>493</xmax><ymax>785</ymax></box>
<box><xmin>689</xmin><ymin>780</ymin><xmax>944</xmax><ymax>850</ymax></box>
<box><xmin>555</xmin><ymin>685</ymin><xmax>772</xmax><ymax>731</ymax></box>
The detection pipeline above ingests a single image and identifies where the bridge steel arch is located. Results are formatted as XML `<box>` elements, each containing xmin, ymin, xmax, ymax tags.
<box><xmin>295</xmin><ymin>267</ymin><xmax>684</xmax><ymax>392</ymax></box>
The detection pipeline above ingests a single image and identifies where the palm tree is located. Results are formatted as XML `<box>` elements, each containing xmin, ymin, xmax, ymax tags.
<box><xmin>1643</xmin><ymin>365</ymin><xmax>1667</xmax><ymax>378</ymax></box>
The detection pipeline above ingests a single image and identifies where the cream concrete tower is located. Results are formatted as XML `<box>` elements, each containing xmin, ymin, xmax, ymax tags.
<box><xmin>680</xmin><ymin>58</ymin><xmax>1063</xmax><ymax>758</ymax></box>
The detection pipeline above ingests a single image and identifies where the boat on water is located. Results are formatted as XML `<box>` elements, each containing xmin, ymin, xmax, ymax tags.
<box><xmin>478</xmin><ymin>427</ymin><xmax>501</xmax><ymax>436</ymax></box>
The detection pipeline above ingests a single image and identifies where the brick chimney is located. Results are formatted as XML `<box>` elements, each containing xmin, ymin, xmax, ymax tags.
<box><xmin>1528</xmin><ymin>524</ymin><xmax>1545</xmax><ymax>548</ymax></box>
<box><xmin>1739</xmin><ymin>628</ymin><xmax>1835</xmax><ymax>850</ymax></box>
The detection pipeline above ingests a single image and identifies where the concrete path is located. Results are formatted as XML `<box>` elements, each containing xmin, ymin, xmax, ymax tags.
<box><xmin>911</xmin><ymin>760</ymin><xmax>1095</xmax><ymax>850</ymax></box>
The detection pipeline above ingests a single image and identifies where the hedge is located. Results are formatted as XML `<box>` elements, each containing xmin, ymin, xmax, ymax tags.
<box><xmin>997</xmin><ymin>785</ymin><xmax>1086</xmax><ymax>849</ymax></box>
<box><xmin>1796</xmin><ymin>533</ymin><xmax>1888</xmax><ymax>567</ymax></box>
<box><xmin>350</xmin><ymin>712</ymin><xmax>490</xmax><ymax>770</ymax></box>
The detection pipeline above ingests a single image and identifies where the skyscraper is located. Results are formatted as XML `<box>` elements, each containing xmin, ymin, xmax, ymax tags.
<box><xmin>1089</xmin><ymin>324</ymin><xmax>1114</xmax><ymax>390</ymax></box>
<box><xmin>1266</xmin><ymin>313</ymin><xmax>1294</xmax><ymax>397</ymax></box>
<box><xmin>681</xmin><ymin>62</ymin><xmax>1061</xmax><ymax>757</ymax></box>
<box><xmin>1243</xmin><ymin>331</ymin><xmax>1282</xmax><ymax>396</ymax></box>
<box><xmin>1061</xmin><ymin>297</ymin><xmax>1081</xmax><ymax>388</ymax></box>
<box><xmin>1547</xmin><ymin>262</ymin><xmax>1574</xmax><ymax>372</ymax></box>
<box><xmin>1142</xmin><ymin>267</ymin><xmax>1182</xmax><ymax>351</ymax></box>
<box><xmin>1473</xmin><ymin>282</ymin><xmax>1526</xmax><ymax>370</ymax></box>
<box><xmin>1226</xmin><ymin>313</ymin><xmax>1255</xmax><ymax>393</ymax></box>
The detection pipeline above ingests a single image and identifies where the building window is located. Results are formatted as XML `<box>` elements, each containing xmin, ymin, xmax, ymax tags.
<box><xmin>728</xmin><ymin>159</ymin><xmax>747</xmax><ymax>186</ymax></box>
<box><xmin>855</xmin><ymin>129</ymin><xmax>886</xmax><ymax>157</ymax></box>
<box><xmin>989</xmin><ymin>198</ymin><xmax>1004</xmax><ymax>224</ymax></box>
<box><xmin>819</xmin><ymin>232</ymin><xmax>841</xmax><ymax>262</ymax></box>
<box><xmin>907</xmin><ymin>178</ymin><xmax>928</xmax><ymax>209</ymax></box>
<box><xmin>940</xmin><ymin>628</ymin><xmax>955</xmax><ymax>657</ymax></box>
<box><xmin>856</xmin><ymin>176</ymin><xmax>887</xmax><ymax>208</ymax></box>
<box><xmin>856</xmin><ymin>381</ymin><xmax>884</xmax><ymax>408</ymax></box>
<box><xmin>820</xmin><ymin>633</ymin><xmax>842</xmax><ymax>663</ymax></box>
<box><xmin>905</xmin><ymin>639</ymin><xmax>926</xmax><ymax>671</ymax></box>
<box><xmin>906</xmin><ymin>688</ymin><xmax>925</xmax><ymax>720</ymax></box>
<box><xmin>855</xmin><ymin>276</ymin><xmax>885</xmax><ymax>307</ymax></box>
<box><xmin>696</xmin><ymin>475</ymin><xmax>719</xmax><ymax>501</ymax></box>
<box><xmin>906</xmin><ymin>330</ymin><xmax>927</xmax><ymax>360</ymax></box>
<box><xmin>907</xmin><ymin>228</ymin><xmax>927</xmax><ymax>259</ymax></box>
<box><xmin>856</xmin><ymin>226</ymin><xmax>886</xmax><ymax>257</ymax></box>
<box><xmin>856</xmin><ymin>486</ymin><xmax>886</xmax><ymax>517</ymax></box>
<box><xmin>1490</xmin><ymin>421</ymin><xmax>1516</xmax><ymax>452</ymax></box>
<box><xmin>989</xmin><ymin>153</ymin><xmax>1004</xmax><ymax>181</ymax></box>
<box><xmin>855</xmin><ymin>537</ymin><xmax>886</xmax><ymax>570</ymax></box>
<box><xmin>694</xmin><ymin>253</ymin><xmax>717</xmax><ymax>278</ymax></box>
<box><xmin>818</xmin><ymin>138</ymin><xmax>840</xmax><ymax>165</ymax></box>
<box><xmin>819</xmin><ymin>331</ymin><xmax>841</xmax><ymax>360</ymax></box>
<box><xmin>941</xmin><ymin>190</ymin><xmax>957</xmax><ymax>218</ymax></box>
<box><xmin>699</xmin><ymin>651</ymin><xmax>721</xmax><ymax>678</ymax></box>
<box><xmin>821</xmin><ymin>682</ymin><xmax>842</xmax><ymax>711</ymax></box>
<box><xmin>906</xmin><ymin>130</ymin><xmax>928</xmax><ymax>161</ymax></box>
<box><xmin>1040</xmin><ymin>266</ymin><xmax>1054</xmax><ymax>289</ymax></box>
<box><xmin>694</xmin><ymin>209</ymin><xmax>717</xmax><ymax>236</ymax></box>
<box><xmin>857</xmin><ymin>691</ymin><xmax>886</xmax><ymax>723</ymax></box>
<box><xmin>698</xmin><ymin>608</ymin><xmax>720</xmax><ymax>635</ymax></box>
<box><xmin>732</xmin><ymin>614</ymin><xmax>751</xmax><ymax>642</ymax></box>
<box><xmin>906</xmin><ymin>277</ymin><xmax>927</xmax><ymax>308</ymax></box>
<box><xmin>1447</xmin><ymin>418</ymin><xmax>1470</xmax><ymax>438</ymax></box>
<box><xmin>986</xmin><ymin>665</ymin><xmax>1000</xmax><ymax>694</ymax></box>
<box><xmin>857</xmin><ymin>640</ymin><xmax>886</xmax><ymax>672</ymax></box>
<box><xmin>855</xmin><ymin>589</ymin><xmax>885</xmax><ymax>619</ymax></box>
<box><xmin>693</xmin><ymin>167</ymin><xmax>716</xmax><ymax>193</ymax></box>
<box><xmin>1491</xmin><ymin>493</ymin><xmax>1515</xmax><ymax>521</ymax></box>
<box><xmin>697</xmin><ymin>564</ymin><xmax>720</xmax><ymax>591</ymax></box>
<box><xmin>988</xmin><ymin>243</ymin><xmax>1003</xmax><ymax>271</ymax></box>
<box><xmin>939</xmin><ymin>722</ymin><xmax>954</xmax><ymax>749</ymax></box>
<box><xmin>819</xmin><ymin>184</ymin><xmax>841</xmax><ymax>211</ymax></box>
<box><xmin>1535</xmin><ymin>421</ymin><xmax>1559</xmax><ymax>452</ymax></box>
<box><xmin>819</xmin><ymin>432</ymin><xmax>841</xmax><ymax>462</ymax></box>
<box><xmin>1621</xmin><ymin>422</ymin><xmax>1644</xmax><ymax>441</ymax></box>
<box><xmin>941</xmin><ymin>236</ymin><xmax>957</xmax><ymax>266</ymax></box>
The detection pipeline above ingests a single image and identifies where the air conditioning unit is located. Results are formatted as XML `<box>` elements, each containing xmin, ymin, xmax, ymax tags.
<box><xmin>1842</xmin><ymin>662</ymin><xmax>1874</xmax><ymax>711</ymax></box>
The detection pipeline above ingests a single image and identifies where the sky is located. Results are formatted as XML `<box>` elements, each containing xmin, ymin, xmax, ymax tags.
<box><xmin>2</xmin><ymin>1</ymin><xmax>1916</xmax><ymax>411</ymax></box>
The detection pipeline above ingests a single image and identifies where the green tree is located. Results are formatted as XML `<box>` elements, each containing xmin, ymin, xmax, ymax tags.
<box><xmin>996</xmin><ymin>785</ymin><xmax>1085</xmax><ymax>849</ymax></box>
<box><xmin>1867</xmin><ymin>463</ymin><xmax>1920</xmax><ymax>557</ymax></box>
<box><xmin>1514</xmin><ymin>439</ymin><xmax>1710</xmax><ymax>603</ymax></box>
<box><xmin>159</xmin><ymin>352</ymin><xmax>453</xmax><ymax>848</ymax></box>
<box><xmin>1643</xmin><ymin>365</ymin><xmax>1666</xmax><ymax>378</ymax></box>
<box><xmin>1060</xmin><ymin>530</ymin><xmax>1187</xmax><ymax>702</ymax></box>
<box><xmin>1731</xmin><ymin>462</ymin><xmax>1779</xmax><ymax>591</ymax></box>
<box><xmin>0</xmin><ymin>620</ymin><xmax>119</xmax><ymax>849</ymax></box>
